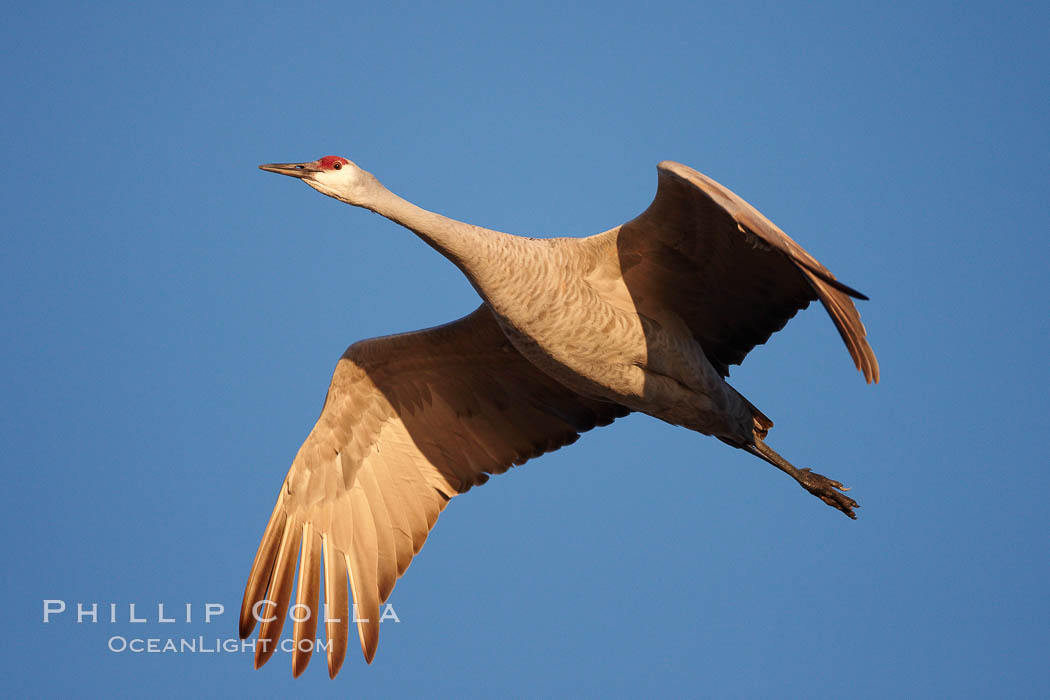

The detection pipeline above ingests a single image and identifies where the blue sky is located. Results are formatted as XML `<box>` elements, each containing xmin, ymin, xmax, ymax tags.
<box><xmin>4</xmin><ymin>1</ymin><xmax>1048</xmax><ymax>697</ymax></box>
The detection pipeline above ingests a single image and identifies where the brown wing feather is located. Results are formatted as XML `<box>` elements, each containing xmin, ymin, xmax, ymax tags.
<box><xmin>240</xmin><ymin>305</ymin><xmax>629</xmax><ymax>677</ymax></box>
<box><xmin>613</xmin><ymin>161</ymin><xmax>878</xmax><ymax>383</ymax></box>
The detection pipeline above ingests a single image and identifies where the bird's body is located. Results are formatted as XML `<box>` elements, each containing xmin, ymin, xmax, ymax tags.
<box><xmin>241</xmin><ymin>156</ymin><xmax>878</xmax><ymax>678</ymax></box>
<box><xmin>488</xmin><ymin>234</ymin><xmax>749</xmax><ymax>438</ymax></box>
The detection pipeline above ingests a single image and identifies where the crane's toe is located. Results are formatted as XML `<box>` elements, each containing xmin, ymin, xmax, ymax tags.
<box><xmin>796</xmin><ymin>468</ymin><xmax>859</xmax><ymax>519</ymax></box>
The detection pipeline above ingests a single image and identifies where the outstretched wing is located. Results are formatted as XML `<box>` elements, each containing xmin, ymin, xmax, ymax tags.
<box><xmin>239</xmin><ymin>304</ymin><xmax>629</xmax><ymax>677</ymax></box>
<box><xmin>610</xmin><ymin>161</ymin><xmax>878</xmax><ymax>382</ymax></box>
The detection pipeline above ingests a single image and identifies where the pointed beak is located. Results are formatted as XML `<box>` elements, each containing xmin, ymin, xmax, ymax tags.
<box><xmin>258</xmin><ymin>162</ymin><xmax>319</xmax><ymax>179</ymax></box>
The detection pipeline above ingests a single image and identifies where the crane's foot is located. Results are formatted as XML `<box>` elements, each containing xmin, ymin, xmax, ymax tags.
<box><xmin>794</xmin><ymin>468</ymin><xmax>858</xmax><ymax>519</ymax></box>
<box><xmin>745</xmin><ymin>440</ymin><xmax>859</xmax><ymax>519</ymax></box>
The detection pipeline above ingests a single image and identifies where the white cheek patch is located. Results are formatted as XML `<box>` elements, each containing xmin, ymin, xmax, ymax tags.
<box><xmin>306</xmin><ymin>167</ymin><xmax>363</xmax><ymax>202</ymax></box>
<box><xmin>307</xmin><ymin>171</ymin><xmax>341</xmax><ymax>198</ymax></box>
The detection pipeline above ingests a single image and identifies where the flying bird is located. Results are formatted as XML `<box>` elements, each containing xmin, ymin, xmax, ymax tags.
<box><xmin>240</xmin><ymin>156</ymin><xmax>879</xmax><ymax>678</ymax></box>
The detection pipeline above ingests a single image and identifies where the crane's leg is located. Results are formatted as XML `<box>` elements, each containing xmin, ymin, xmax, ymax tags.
<box><xmin>639</xmin><ymin>364</ymin><xmax>858</xmax><ymax>518</ymax></box>
<box><xmin>745</xmin><ymin>440</ymin><xmax>858</xmax><ymax>519</ymax></box>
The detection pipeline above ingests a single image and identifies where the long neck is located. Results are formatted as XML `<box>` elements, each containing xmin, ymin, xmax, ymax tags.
<box><xmin>365</xmin><ymin>183</ymin><xmax>521</xmax><ymax>288</ymax></box>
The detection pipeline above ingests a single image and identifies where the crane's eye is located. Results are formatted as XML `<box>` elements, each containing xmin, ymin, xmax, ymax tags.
<box><xmin>333</xmin><ymin>162</ymin><xmax>342</xmax><ymax>170</ymax></box>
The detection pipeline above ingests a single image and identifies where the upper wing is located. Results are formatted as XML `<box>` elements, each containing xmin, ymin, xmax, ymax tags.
<box><xmin>239</xmin><ymin>304</ymin><xmax>629</xmax><ymax>677</ymax></box>
<box><xmin>609</xmin><ymin>161</ymin><xmax>878</xmax><ymax>382</ymax></box>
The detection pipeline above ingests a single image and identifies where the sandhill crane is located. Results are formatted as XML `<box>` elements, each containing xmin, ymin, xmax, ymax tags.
<box><xmin>241</xmin><ymin>156</ymin><xmax>878</xmax><ymax>678</ymax></box>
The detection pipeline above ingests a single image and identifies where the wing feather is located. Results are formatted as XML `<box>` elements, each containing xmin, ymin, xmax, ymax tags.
<box><xmin>356</xmin><ymin>466</ymin><xmax>398</xmax><ymax>603</ymax></box>
<box><xmin>367</xmin><ymin>452</ymin><xmax>415</xmax><ymax>576</ymax></box>
<box><xmin>321</xmin><ymin>535</ymin><xmax>349</xmax><ymax>678</ymax></box>
<box><xmin>254</xmin><ymin>516</ymin><xmax>298</xmax><ymax>669</ymax></box>
<box><xmin>291</xmin><ymin>523</ymin><xmax>321</xmax><ymax>677</ymax></box>
<box><xmin>239</xmin><ymin>500</ymin><xmax>285</xmax><ymax>639</ymax></box>
<box><xmin>347</xmin><ymin>485</ymin><xmax>381</xmax><ymax>663</ymax></box>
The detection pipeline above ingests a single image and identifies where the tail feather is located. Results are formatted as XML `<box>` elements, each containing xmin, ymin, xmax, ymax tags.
<box><xmin>727</xmin><ymin>385</ymin><xmax>773</xmax><ymax>439</ymax></box>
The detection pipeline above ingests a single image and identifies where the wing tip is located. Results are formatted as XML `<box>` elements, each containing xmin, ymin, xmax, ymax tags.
<box><xmin>238</xmin><ymin>615</ymin><xmax>256</xmax><ymax>641</ymax></box>
<box><xmin>862</xmin><ymin>354</ymin><xmax>881</xmax><ymax>384</ymax></box>
<box><xmin>325</xmin><ymin>625</ymin><xmax>348</xmax><ymax>678</ymax></box>
<box><xmin>254</xmin><ymin>640</ymin><xmax>275</xmax><ymax>669</ymax></box>
<box><xmin>822</xmin><ymin>275</ymin><xmax>869</xmax><ymax>301</ymax></box>
<box><xmin>357</xmin><ymin>617</ymin><xmax>380</xmax><ymax>665</ymax></box>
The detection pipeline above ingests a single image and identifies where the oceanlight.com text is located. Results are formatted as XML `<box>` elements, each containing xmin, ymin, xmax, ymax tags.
<box><xmin>107</xmin><ymin>636</ymin><xmax>333</xmax><ymax>654</ymax></box>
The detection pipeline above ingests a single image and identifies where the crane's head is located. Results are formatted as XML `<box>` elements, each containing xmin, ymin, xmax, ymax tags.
<box><xmin>259</xmin><ymin>156</ymin><xmax>377</xmax><ymax>206</ymax></box>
